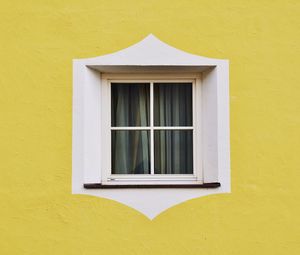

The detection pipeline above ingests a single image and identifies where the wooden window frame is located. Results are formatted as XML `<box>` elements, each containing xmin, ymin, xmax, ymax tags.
<box><xmin>99</xmin><ymin>75</ymin><xmax>203</xmax><ymax>186</ymax></box>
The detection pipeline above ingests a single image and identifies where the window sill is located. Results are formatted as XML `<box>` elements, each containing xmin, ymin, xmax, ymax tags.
<box><xmin>83</xmin><ymin>182</ymin><xmax>221</xmax><ymax>189</ymax></box>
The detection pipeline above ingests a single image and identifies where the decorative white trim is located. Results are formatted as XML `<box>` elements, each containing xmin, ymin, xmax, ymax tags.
<box><xmin>72</xmin><ymin>34</ymin><xmax>230</xmax><ymax>219</ymax></box>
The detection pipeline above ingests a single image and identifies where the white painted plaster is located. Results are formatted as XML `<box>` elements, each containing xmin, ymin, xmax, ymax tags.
<box><xmin>72</xmin><ymin>34</ymin><xmax>230</xmax><ymax>219</ymax></box>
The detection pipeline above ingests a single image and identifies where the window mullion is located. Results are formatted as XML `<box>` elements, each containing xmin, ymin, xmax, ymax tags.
<box><xmin>150</xmin><ymin>82</ymin><xmax>154</xmax><ymax>175</ymax></box>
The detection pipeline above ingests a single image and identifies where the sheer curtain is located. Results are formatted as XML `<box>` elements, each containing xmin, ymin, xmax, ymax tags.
<box><xmin>154</xmin><ymin>83</ymin><xmax>193</xmax><ymax>174</ymax></box>
<box><xmin>154</xmin><ymin>83</ymin><xmax>192</xmax><ymax>127</ymax></box>
<box><xmin>111</xmin><ymin>83</ymin><xmax>150</xmax><ymax>174</ymax></box>
<box><xmin>111</xmin><ymin>82</ymin><xmax>193</xmax><ymax>175</ymax></box>
<box><xmin>111</xmin><ymin>83</ymin><xmax>150</xmax><ymax>127</ymax></box>
<box><xmin>112</xmin><ymin>130</ymin><xmax>150</xmax><ymax>174</ymax></box>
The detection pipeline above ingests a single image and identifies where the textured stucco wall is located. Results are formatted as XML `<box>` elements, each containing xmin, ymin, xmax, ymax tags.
<box><xmin>0</xmin><ymin>1</ymin><xmax>299</xmax><ymax>254</ymax></box>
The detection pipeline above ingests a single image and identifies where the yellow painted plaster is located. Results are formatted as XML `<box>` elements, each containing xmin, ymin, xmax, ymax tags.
<box><xmin>0</xmin><ymin>0</ymin><xmax>299</xmax><ymax>254</ymax></box>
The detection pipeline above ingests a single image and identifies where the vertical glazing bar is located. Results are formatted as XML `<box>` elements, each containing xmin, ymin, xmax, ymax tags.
<box><xmin>150</xmin><ymin>82</ymin><xmax>154</xmax><ymax>175</ymax></box>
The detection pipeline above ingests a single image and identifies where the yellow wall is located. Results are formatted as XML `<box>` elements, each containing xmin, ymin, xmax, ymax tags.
<box><xmin>0</xmin><ymin>0</ymin><xmax>299</xmax><ymax>254</ymax></box>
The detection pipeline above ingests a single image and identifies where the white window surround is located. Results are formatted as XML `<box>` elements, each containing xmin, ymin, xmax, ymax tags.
<box><xmin>72</xmin><ymin>34</ymin><xmax>230</xmax><ymax>219</ymax></box>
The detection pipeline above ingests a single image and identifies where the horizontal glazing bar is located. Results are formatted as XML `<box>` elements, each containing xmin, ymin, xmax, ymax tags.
<box><xmin>111</xmin><ymin>126</ymin><xmax>194</xmax><ymax>130</ymax></box>
<box><xmin>111</xmin><ymin>127</ymin><xmax>151</xmax><ymax>130</ymax></box>
<box><xmin>153</xmin><ymin>126</ymin><xmax>193</xmax><ymax>130</ymax></box>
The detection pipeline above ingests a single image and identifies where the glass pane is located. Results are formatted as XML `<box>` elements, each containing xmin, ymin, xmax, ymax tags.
<box><xmin>111</xmin><ymin>83</ymin><xmax>150</xmax><ymax>127</ymax></box>
<box><xmin>154</xmin><ymin>130</ymin><xmax>193</xmax><ymax>174</ymax></box>
<box><xmin>154</xmin><ymin>83</ymin><xmax>192</xmax><ymax>126</ymax></box>
<box><xmin>112</xmin><ymin>130</ymin><xmax>150</xmax><ymax>174</ymax></box>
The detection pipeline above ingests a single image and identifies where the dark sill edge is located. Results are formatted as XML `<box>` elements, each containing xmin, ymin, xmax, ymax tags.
<box><xmin>83</xmin><ymin>182</ymin><xmax>221</xmax><ymax>189</ymax></box>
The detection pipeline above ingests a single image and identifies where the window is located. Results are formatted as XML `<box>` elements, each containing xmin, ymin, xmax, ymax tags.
<box><xmin>72</xmin><ymin>35</ymin><xmax>230</xmax><ymax>218</ymax></box>
<box><xmin>98</xmin><ymin>78</ymin><xmax>202</xmax><ymax>187</ymax></box>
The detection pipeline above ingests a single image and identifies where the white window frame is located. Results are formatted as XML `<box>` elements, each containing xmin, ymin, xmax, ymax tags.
<box><xmin>72</xmin><ymin>34</ymin><xmax>230</xmax><ymax>219</ymax></box>
<box><xmin>100</xmin><ymin>75</ymin><xmax>202</xmax><ymax>186</ymax></box>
